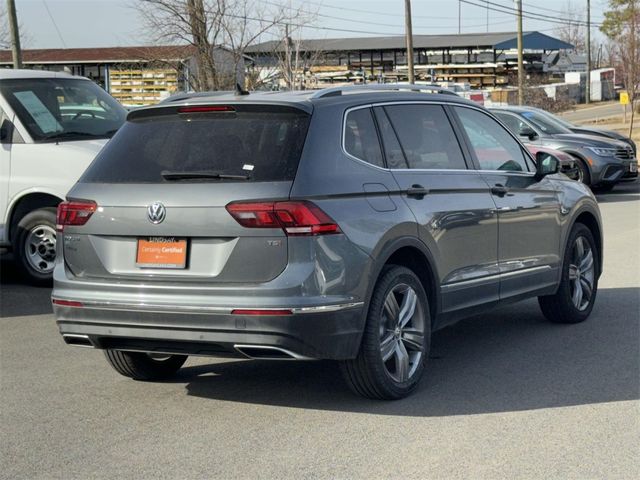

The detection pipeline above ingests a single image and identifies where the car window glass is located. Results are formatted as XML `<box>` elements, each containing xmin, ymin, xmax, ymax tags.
<box><xmin>373</xmin><ymin>107</ymin><xmax>408</xmax><ymax>169</ymax></box>
<box><xmin>520</xmin><ymin>110</ymin><xmax>572</xmax><ymax>134</ymax></box>
<box><xmin>494</xmin><ymin>112</ymin><xmax>529</xmax><ymax>136</ymax></box>
<box><xmin>344</xmin><ymin>108</ymin><xmax>384</xmax><ymax>167</ymax></box>
<box><xmin>0</xmin><ymin>78</ymin><xmax>126</xmax><ymax>142</ymax></box>
<box><xmin>455</xmin><ymin>107</ymin><xmax>531</xmax><ymax>172</ymax></box>
<box><xmin>383</xmin><ymin>104</ymin><xmax>467</xmax><ymax>170</ymax></box>
<box><xmin>81</xmin><ymin>108</ymin><xmax>310</xmax><ymax>183</ymax></box>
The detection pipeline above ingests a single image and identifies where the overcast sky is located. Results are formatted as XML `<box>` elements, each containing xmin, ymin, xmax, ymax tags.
<box><xmin>13</xmin><ymin>0</ymin><xmax>609</xmax><ymax>49</ymax></box>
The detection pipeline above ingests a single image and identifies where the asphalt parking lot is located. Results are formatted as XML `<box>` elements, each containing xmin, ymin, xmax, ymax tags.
<box><xmin>1</xmin><ymin>181</ymin><xmax>638</xmax><ymax>479</ymax></box>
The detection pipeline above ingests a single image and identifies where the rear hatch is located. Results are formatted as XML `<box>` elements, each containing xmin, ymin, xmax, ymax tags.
<box><xmin>61</xmin><ymin>103</ymin><xmax>311</xmax><ymax>283</ymax></box>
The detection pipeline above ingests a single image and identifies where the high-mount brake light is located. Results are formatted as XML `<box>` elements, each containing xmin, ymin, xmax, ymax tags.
<box><xmin>178</xmin><ymin>105</ymin><xmax>236</xmax><ymax>114</ymax></box>
<box><xmin>226</xmin><ymin>201</ymin><xmax>340</xmax><ymax>236</ymax></box>
<box><xmin>56</xmin><ymin>201</ymin><xmax>97</xmax><ymax>231</ymax></box>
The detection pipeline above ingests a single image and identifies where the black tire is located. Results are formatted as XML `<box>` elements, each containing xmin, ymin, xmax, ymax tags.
<box><xmin>104</xmin><ymin>350</ymin><xmax>187</xmax><ymax>381</ymax></box>
<box><xmin>12</xmin><ymin>207</ymin><xmax>57</xmax><ymax>286</ymax></box>
<box><xmin>574</xmin><ymin>158</ymin><xmax>591</xmax><ymax>186</ymax></box>
<box><xmin>340</xmin><ymin>265</ymin><xmax>431</xmax><ymax>400</ymax></box>
<box><xmin>538</xmin><ymin>223</ymin><xmax>599</xmax><ymax>324</ymax></box>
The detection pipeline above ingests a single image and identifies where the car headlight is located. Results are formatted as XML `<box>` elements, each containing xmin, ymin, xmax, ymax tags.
<box><xmin>586</xmin><ymin>146</ymin><xmax>617</xmax><ymax>157</ymax></box>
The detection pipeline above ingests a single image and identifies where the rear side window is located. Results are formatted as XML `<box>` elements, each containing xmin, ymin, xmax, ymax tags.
<box><xmin>344</xmin><ymin>108</ymin><xmax>384</xmax><ymax>167</ymax></box>
<box><xmin>382</xmin><ymin>104</ymin><xmax>467</xmax><ymax>170</ymax></box>
<box><xmin>81</xmin><ymin>106</ymin><xmax>310</xmax><ymax>183</ymax></box>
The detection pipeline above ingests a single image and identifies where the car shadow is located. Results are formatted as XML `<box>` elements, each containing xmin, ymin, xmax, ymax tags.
<box><xmin>0</xmin><ymin>255</ymin><xmax>53</xmax><ymax>318</ymax></box>
<box><xmin>180</xmin><ymin>287</ymin><xmax>639</xmax><ymax>416</ymax></box>
<box><xmin>595</xmin><ymin>180</ymin><xmax>639</xmax><ymax>203</ymax></box>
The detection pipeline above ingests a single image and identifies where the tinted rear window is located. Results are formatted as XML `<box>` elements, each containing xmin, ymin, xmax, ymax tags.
<box><xmin>81</xmin><ymin>106</ymin><xmax>310</xmax><ymax>183</ymax></box>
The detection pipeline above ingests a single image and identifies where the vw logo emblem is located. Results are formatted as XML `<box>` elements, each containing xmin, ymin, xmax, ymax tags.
<box><xmin>147</xmin><ymin>202</ymin><xmax>166</xmax><ymax>224</ymax></box>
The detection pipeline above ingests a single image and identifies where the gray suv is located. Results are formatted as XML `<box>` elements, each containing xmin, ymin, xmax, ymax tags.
<box><xmin>491</xmin><ymin>106</ymin><xmax>638</xmax><ymax>190</ymax></box>
<box><xmin>53</xmin><ymin>85</ymin><xmax>603</xmax><ymax>399</ymax></box>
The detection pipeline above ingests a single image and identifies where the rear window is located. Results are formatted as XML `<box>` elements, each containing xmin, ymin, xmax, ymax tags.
<box><xmin>80</xmin><ymin>106</ymin><xmax>310</xmax><ymax>183</ymax></box>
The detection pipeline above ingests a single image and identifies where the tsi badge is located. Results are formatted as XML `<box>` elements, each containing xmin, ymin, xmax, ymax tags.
<box><xmin>147</xmin><ymin>202</ymin><xmax>166</xmax><ymax>224</ymax></box>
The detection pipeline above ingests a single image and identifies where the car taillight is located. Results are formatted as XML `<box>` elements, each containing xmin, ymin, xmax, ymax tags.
<box><xmin>226</xmin><ymin>201</ymin><xmax>340</xmax><ymax>236</ymax></box>
<box><xmin>56</xmin><ymin>201</ymin><xmax>97</xmax><ymax>231</ymax></box>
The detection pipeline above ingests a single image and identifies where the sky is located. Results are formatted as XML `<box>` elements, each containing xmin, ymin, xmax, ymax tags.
<box><xmin>10</xmin><ymin>0</ymin><xmax>610</xmax><ymax>50</ymax></box>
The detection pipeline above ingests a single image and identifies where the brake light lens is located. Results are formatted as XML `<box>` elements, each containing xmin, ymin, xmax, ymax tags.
<box><xmin>56</xmin><ymin>201</ymin><xmax>97</xmax><ymax>231</ymax></box>
<box><xmin>226</xmin><ymin>201</ymin><xmax>340</xmax><ymax>236</ymax></box>
<box><xmin>178</xmin><ymin>105</ymin><xmax>236</xmax><ymax>114</ymax></box>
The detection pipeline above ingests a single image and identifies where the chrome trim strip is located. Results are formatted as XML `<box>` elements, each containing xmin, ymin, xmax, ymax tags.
<box><xmin>292</xmin><ymin>302</ymin><xmax>364</xmax><ymax>313</ymax></box>
<box><xmin>441</xmin><ymin>265</ymin><xmax>553</xmax><ymax>290</ymax></box>
<box><xmin>234</xmin><ymin>344</ymin><xmax>312</xmax><ymax>360</ymax></box>
<box><xmin>52</xmin><ymin>298</ymin><xmax>364</xmax><ymax>315</ymax></box>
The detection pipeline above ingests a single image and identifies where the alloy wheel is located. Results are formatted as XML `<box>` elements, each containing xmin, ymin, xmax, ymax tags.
<box><xmin>379</xmin><ymin>284</ymin><xmax>425</xmax><ymax>383</ymax></box>
<box><xmin>568</xmin><ymin>236</ymin><xmax>595</xmax><ymax>311</ymax></box>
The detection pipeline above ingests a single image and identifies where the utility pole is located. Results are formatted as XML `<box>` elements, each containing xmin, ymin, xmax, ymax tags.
<box><xmin>405</xmin><ymin>0</ymin><xmax>415</xmax><ymax>84</ymax></box>
<box><xmin>586</xmin><ymin>0</ymin><xmax>591</xmax><ymax>104</ymax></box>
<box><xmin>516</xmin><ymin>0</ymin><xmax>524</xmax><ymax>105</ymax></box>
<box><xmin>6</xmin><ymin>0</ymin><xmax>22</xmax><ymax>69</ymax></box>
<box><xmin>458</xmin><ymin>0</ymin><xmax>462</xmax><ymax>34</ymax></box>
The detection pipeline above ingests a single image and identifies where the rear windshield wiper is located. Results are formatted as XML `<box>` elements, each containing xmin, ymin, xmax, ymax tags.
<box><xmin>43</xmin><ymin>131</ymin><xmax>108</xmax><ymax>141</ymax></box>
<box><xmin>161</xmin><ymin>170</ymin><xmax>250</xmax><ymax>181</ymax></box>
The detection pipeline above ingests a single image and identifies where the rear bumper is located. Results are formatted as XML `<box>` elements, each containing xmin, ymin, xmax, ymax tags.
<box><xmin>53</xmin><ymin>300</ymin><xmax>365</xmax><ymax>360</ymax></box>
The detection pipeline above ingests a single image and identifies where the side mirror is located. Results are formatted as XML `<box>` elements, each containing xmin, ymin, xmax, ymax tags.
<box><xmin>519</xmin><ymin>125</ymin><xmax>538</xmax><ymax>141</ymax></box>
<box><xmin>535</xmin><ymin>151</ymin><xmax>560</xmax><ymax>180</ymax></box>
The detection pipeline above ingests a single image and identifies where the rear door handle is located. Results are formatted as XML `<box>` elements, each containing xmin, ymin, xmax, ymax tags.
<box><xmin>406</xmin><ymin>184</ymin><xmax>429</xmax><ymax>198</ymax></box>
<box><xmin>490</xmin><ymin>184</ymin><xmax>510</xmax><ymax>197</ymax></box>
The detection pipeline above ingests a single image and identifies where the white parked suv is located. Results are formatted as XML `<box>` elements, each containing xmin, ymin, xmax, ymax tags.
<box><xmin>0</xmin><ymin>69</ymin><xmax>126</xmax><ymax>284</ymax></box>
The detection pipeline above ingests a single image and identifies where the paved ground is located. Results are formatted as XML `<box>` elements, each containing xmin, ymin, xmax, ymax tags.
<box><xmin>1</xmin><ymin>182</ymin><xmax>639</xmax><ymax>479</ymax></box>
<box><xmin>560</xmin><ymin>101</ymin><xmax>626</xmax><ymax>124</ymax></box>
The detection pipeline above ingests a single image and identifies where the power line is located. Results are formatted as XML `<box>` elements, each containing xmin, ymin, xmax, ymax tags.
<box><xmin>266</xmin><ymin>0</ymin><xmax>517</xmax><ymax>32</ymax></box>
<box><xmin>460</xmin><ymin>0</ymin><xmax>602</xmax><ymax>28</ymax></box>
<box><xmin>42</xmin><ymin>0</ymin><xmax>67</xmax><ymax>48</ymax></box>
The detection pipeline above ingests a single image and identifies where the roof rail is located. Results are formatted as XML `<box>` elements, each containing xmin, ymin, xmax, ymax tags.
<box><xmin>310</xmin><ymin>83</ymin><xmax>459</xmax><ymax>99</ymax></box>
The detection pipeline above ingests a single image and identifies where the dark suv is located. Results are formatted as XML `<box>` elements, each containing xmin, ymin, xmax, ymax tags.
<box><xmin>53</xmin><ymin>85</ymin><xmax>602</xmax><ymax>399</ymax></box>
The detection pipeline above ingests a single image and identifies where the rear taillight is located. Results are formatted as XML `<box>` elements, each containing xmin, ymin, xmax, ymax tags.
<box><xmin>56</xmin><ymin>201</ymin><xmax>97</xmax><ymax>231</ymax></box>
<box><xmin>226</xmin><ymin>201</ymin><xmax>340</xmax><ymax>236</ymax></box>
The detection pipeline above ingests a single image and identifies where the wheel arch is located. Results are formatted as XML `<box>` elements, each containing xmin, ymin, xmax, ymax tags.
<box><xmin>559</xmin><ymin>149</ymin><xmax>591</xmax><ymax>183</ymax></box>
<box><xmin>8</xmin><ymin>192</ymin><xmax>62</xmax><ymax>243</ymax></box>
<box><xmin>571</xmin><ymin>209</ymin><xmax>604</xmax><ymax>277</ymax></box>
<box><xmin>368</xmin><ymin>237</ymin><xmax>441</xmax><ymax>326</ymax></box>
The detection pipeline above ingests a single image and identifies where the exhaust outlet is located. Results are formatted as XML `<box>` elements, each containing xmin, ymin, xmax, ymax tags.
<box><xmin>234</xmin><ymin>344</ymin><xmax>309</xmax><ymax>360</ymax></box>
<box><xmin>62</xmin><ymin>334</ymin><xmax>94</xmax><ymax>348</ymax></box>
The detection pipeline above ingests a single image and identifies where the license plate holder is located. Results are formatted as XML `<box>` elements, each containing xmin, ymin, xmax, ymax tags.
<box><xmin>630</xmin><ymin>162</ymin><xmax>638</xmax><ymax>173</ymax></box>
<box><xmin>136</xmin><ymin>237</ymin><xmax>188</xmax><ymax>269</ymax></box>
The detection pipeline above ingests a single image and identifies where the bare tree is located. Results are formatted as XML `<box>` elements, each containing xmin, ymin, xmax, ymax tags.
<box><xmin>134</xmin><ymin>0</ymin><xmax>289</xmax><ymax>91</ymax></box>
<box><xmin>553</xmin><ymin>1</ymin><xmax>587</xmax><ymax>53</ymax></box>
<box><xmin>0</xmin><ymin>4</ymin><xmax>30</xmax><ymax>50</ymax></box>
<box><xmin>601</xmin><ymin>0</ymin><xmax>640</xmax><ymax>136</ymax></box>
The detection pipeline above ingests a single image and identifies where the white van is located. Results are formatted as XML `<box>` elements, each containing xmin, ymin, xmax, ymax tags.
<box><xmin>0</xmin><ymin>70</ymin><xmax>126</xmax><ymax>284</ymax></box>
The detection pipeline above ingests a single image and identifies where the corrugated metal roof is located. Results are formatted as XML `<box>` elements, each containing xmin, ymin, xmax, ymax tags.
<box><xmin>0</xmin><ymin>45</ymin><xmax>195</xmax><ymax>65</ymax></box>
<box><xmin>246</xmin><ymin>31</ymin><xmax>573</xmax><ymax>53</ymax></box>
